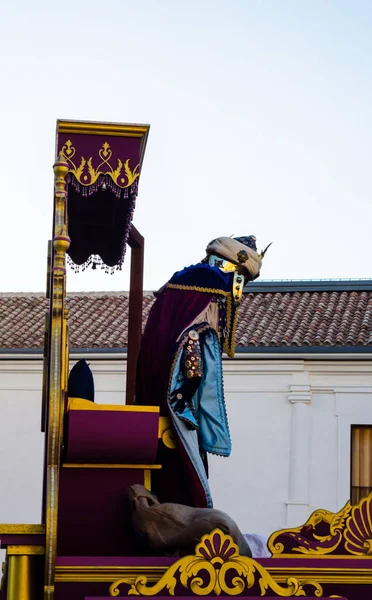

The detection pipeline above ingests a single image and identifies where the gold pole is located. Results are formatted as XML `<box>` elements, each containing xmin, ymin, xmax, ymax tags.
<box><xmin>43</xmin><ymin>154</ymin><xmax>70</xmax><ymax>600</ymax></box>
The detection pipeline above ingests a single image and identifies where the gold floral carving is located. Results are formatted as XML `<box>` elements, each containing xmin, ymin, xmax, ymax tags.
<box><xmin>109</xmin><ymin>530</ymin><xmax>323</xmax><ymax>597</ymax></box>
<box><xmin>268</xmin><ymin>495</ymin><xmax>372</xmax><ymax>557</ymax></box>
<box><xmin>344</xmin><ymin>494</ymin><xmax>372</xmax><ymax>555</ymax></box>
<box><xmin>268</xmin><ymin>501</ymin><xmax>351</xmax><ymax>556</ymax></box>
<box><xmin>60</xmin><ymin>139</ymin><xmax>140</xmax><ymax>189</ymax></box>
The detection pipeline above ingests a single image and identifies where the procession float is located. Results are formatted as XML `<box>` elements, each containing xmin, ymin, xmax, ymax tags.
<box><xmin>0</xmin><ymin>120</ymin><xmax>371</xmax><ymax>600</ymax></box>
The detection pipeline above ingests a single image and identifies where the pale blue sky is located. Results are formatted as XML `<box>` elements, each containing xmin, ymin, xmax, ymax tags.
<box><xmin>0</xmin><ymin>0</ymin><xmax>371</xmax><ymax>291</ymax></box>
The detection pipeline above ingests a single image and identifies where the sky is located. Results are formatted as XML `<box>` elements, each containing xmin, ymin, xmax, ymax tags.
<box><xmin>0</xmin><ymin>0</ymin><xmax>371</xmax><ymax>292</ymax></box>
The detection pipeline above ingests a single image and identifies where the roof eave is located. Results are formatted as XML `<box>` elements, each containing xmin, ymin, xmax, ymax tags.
<box><xmin>244</xmin><ymin>279</ymin><xmax>372</xmax><ymax>293</ymax></box>
<box><xmin>0</xmin><ymin>346</ymin><xmax>371</xmax><ymax>361</ymax></box>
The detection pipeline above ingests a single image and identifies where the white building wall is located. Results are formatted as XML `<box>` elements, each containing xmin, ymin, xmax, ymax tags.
<box><xmin>210</xmin><ymin>358</ymin><xmax>372</xmax><ymax>537</ymax></box>
<box><xmin>0</xmin><ymin>361</ymin><xmax>44</xmax><ymax>525</ymax></box>
<box><xmin>1</xmin><ymin>356</ymin><xmax>372</xmax><ymax>542</ymax></box>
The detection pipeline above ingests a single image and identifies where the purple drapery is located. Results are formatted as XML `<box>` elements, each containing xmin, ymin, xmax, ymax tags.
<box><xmin>136</xmin><ymin>288</ymin><xmax>214</xmax><ymax>508</ymax></box>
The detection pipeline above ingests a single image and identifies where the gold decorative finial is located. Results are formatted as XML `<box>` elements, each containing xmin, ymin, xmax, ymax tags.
<box><xmin>53</xmin><ymin>153</ymin><xmax>69</xmax><ymax>191</ymax></box>
<box><xmin>57</xmin><ymin>150</ymin><xmax>67</xmax><ymax>162</ymax></box>
<box><xmin>53</xmin><ymin>225</ymin><xmax>70</xmax><ymax>254</ymax></box>
<box><xmin>53</xmin><ymin>154</ymin><xmax>69</xmax><ymax>236</ymax></box>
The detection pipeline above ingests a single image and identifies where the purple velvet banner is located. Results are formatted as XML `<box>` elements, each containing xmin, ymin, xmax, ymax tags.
<box><xmin>55</xmin><ymin>121</ymin><xmax>149</xmax><ymax>271</ymax></box>
<box><xmin>56</xmin><ymin>134</ymin><xmax>142</xmax><ymax>192</ymax></box>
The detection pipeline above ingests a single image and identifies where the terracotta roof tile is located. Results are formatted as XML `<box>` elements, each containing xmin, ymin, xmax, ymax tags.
<box><xmin>236</xmin><ymin>289</ymin><xmax>372</xmax><ymax>348</ymax></box>
<box><xmin>0</xmin><ymin>288</ymin><xmax>371</xmax><ymax>350</ymax></box>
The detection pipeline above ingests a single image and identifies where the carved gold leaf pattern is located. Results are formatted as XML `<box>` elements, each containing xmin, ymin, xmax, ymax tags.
<box><xmin>268</xmin><ymin>501</ymin><xmax>351</xmax><ymax>556</ymax></box>
<box><xmin>344</xmin><ymin>493</ymin><xmax>372</xmax><ymax>555</ymax></box>
<box><xmin>60</xmin><ymin>140</ymin><xmax>140</xmax><ymax>189</ymax></box>
<box><xmin>109</xmin><ymin>530</ymin><xmax>323</xmax><ymax>597</ymax></box>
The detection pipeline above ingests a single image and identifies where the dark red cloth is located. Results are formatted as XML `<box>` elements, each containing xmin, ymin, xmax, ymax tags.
<box><xmin>136</xmin><ymin>288</ymin><xmax>211</xmax><ymax>415</ymax></box>
<box><xmin>136</xmin><ymin>288</ymin><xmax>213</xmax><ymax>508</ymax></box>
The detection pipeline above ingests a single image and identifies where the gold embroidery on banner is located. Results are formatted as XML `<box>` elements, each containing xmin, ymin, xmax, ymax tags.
<box><xmin>109</xmin><ymin>530</ymin><xmax>323</xmax><ymax>597</ymax></box>
<box><xmin>60</xmin><ymin>140</ymin><xmax>140</xmax><ymax>189</ymax></box>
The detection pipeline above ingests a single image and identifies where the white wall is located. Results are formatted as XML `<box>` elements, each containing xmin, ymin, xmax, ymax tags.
<box><xmin>210</xmin><ymin>358</ymin><xmax>372</xmax><ymax>537</ymax></box>
<box><xmin>0</xmin><ymin>361</ymin><xmax>44</xmax><ymax>525</ymax></box>
<box><xmin>1</xmin><ymin>355</ymin><xmax>372</xmax><ymax>542</ymax></box>
<box><xmin>0</xmin><ymin>357</ymin><xmax>127</xmax><ymax>528</ymax></box>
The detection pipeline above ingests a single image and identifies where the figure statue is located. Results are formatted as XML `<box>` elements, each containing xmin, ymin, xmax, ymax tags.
<box><xmin>136</xmin><ymin>236</ymin><xmax>263</xmax><ymax>508</ymax></box>
<box><xmin>128</xmin><ymin>484</ymin><xmax>252</xmax><ymax>557</ymax></box>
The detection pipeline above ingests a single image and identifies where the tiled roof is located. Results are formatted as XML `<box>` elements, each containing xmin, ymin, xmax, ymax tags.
<box><xmin>237</xmin><ymin>290</ymin><xmax>372</xmax><ymax>347</ymax></box>
<box><xmin>0</xmin><ymin>286</ymin><xmax>371</xmax><ymax>350</ymax></box>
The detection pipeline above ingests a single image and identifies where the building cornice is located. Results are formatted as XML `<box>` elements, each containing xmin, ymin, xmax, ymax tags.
<box><xmin>0</xmin><ymin>347</ymin><xmax>372</xmax><ymax>361</ymax></box>
<box><xmin>244</xmin><ymin>278</ymin><xmax>372</xmax><ymax>293</ymax></box>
